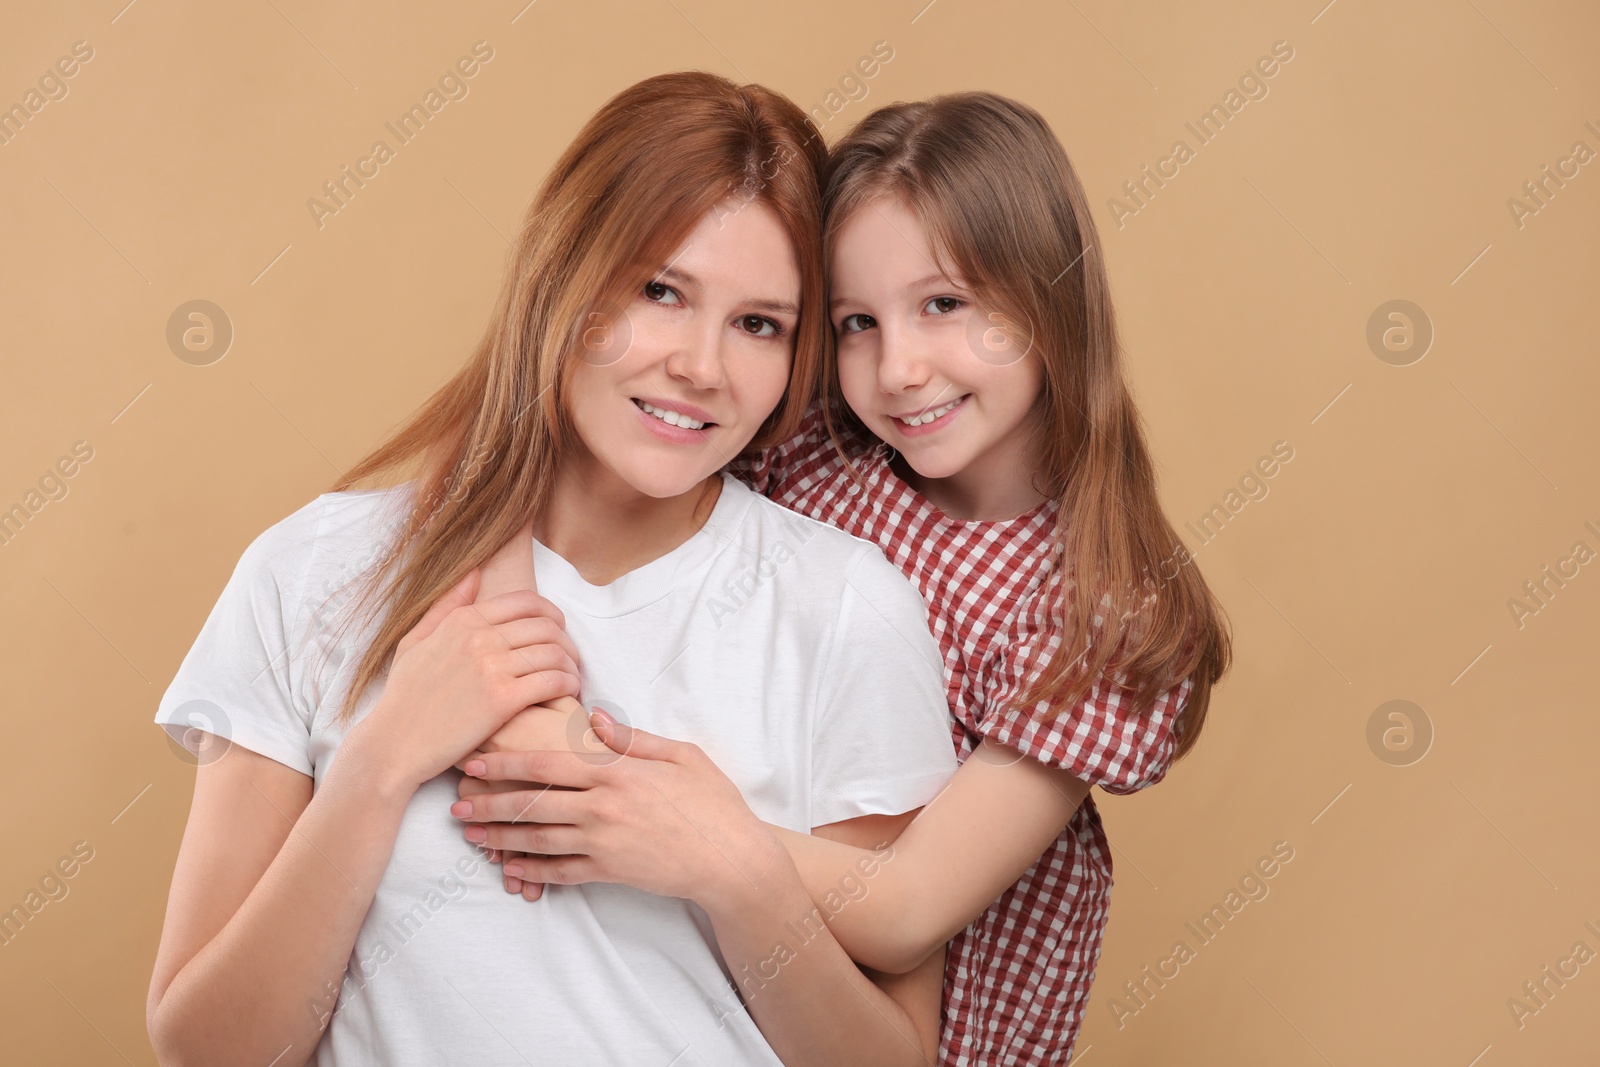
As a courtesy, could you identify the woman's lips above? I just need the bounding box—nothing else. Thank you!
[632,398,713,443]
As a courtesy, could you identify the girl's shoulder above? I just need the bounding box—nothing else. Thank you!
[725,399,875,498]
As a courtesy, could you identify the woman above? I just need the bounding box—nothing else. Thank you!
[145,71,956,1066]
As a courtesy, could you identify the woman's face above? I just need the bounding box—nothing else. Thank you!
[564,198,801,501]
[828,194,1044,487]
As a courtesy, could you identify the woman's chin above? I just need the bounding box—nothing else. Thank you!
[615,463,721,501]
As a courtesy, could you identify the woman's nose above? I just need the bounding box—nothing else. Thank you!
[664,321,727,389]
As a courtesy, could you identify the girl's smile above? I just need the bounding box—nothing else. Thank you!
[888,392,971,434]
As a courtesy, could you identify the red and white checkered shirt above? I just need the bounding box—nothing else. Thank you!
[730,403,1191,1066]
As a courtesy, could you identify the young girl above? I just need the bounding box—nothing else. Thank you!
[145,71,961,1066]
[458,90,1231,1065]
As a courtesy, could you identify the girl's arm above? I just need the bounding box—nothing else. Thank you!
[696,825,947,1065]
[461,523,948,1061]
[769,742,1091,974]
[461,735,948,1065]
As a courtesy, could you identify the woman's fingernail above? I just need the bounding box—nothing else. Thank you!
[464,825,487,843]
[464,759,486,776]
[450,800,472,818]
[505,864,524,878]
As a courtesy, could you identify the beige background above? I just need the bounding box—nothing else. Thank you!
[2,0,1596,1063]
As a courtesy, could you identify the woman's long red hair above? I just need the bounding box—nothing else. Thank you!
[316,71,828,725]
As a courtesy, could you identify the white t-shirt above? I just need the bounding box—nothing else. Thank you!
[153,472,957,1066]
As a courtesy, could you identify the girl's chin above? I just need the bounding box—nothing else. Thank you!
[888,446,968,484]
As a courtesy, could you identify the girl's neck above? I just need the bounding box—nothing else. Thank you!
[533,460,723,587]
[889,417,1050,523]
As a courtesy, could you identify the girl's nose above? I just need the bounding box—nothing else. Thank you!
[876,323,929,394]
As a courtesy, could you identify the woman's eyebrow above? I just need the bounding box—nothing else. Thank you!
[658,264,698,288]
[748,296,800,315]
[660,265,797,315]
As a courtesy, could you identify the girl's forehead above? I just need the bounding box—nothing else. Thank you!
[829,216,969,298]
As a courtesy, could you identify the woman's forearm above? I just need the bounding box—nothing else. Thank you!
[701,849,938,1067]
[149,730,416,1067]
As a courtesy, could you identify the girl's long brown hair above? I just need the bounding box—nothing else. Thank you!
[317,71,828,726]
[820,92,1230,760]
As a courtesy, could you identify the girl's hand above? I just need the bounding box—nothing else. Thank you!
[455,704,587,896]
[453,710,787,910]
[353,569,584,792]
[457,774,523,870]
[457,773,544,896]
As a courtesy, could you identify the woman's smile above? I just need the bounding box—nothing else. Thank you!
[630,396,717,441]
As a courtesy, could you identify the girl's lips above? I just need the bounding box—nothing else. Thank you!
[890,394,969,437]
[631,398,713,444]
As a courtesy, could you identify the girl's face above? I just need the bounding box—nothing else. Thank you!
[564,198,801,501]
[829,195,1045,510]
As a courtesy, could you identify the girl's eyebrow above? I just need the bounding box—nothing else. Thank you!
[659,264,799,316]
[829,272,963,310]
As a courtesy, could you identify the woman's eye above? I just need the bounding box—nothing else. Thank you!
[924,296,963,315]
[838,313,876,334]
[738,315,782,338]
[643,280,682,305]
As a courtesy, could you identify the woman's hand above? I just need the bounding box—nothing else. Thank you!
[441,516,595,894]
[350,568,584,793]
[452,710,787,910]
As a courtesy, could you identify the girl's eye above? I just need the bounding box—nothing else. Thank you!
[738,314,784,338]
[643,280,683,306]
[923,296,964,315]
[838,312,876,334]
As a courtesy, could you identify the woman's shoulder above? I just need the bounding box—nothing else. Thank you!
[307,483,416,541]
[153,487,413,773]
[736,484,886,566]
[226,484,418,617]
[730,485,930,617]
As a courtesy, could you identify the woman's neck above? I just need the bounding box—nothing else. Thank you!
[532,461,723,586]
